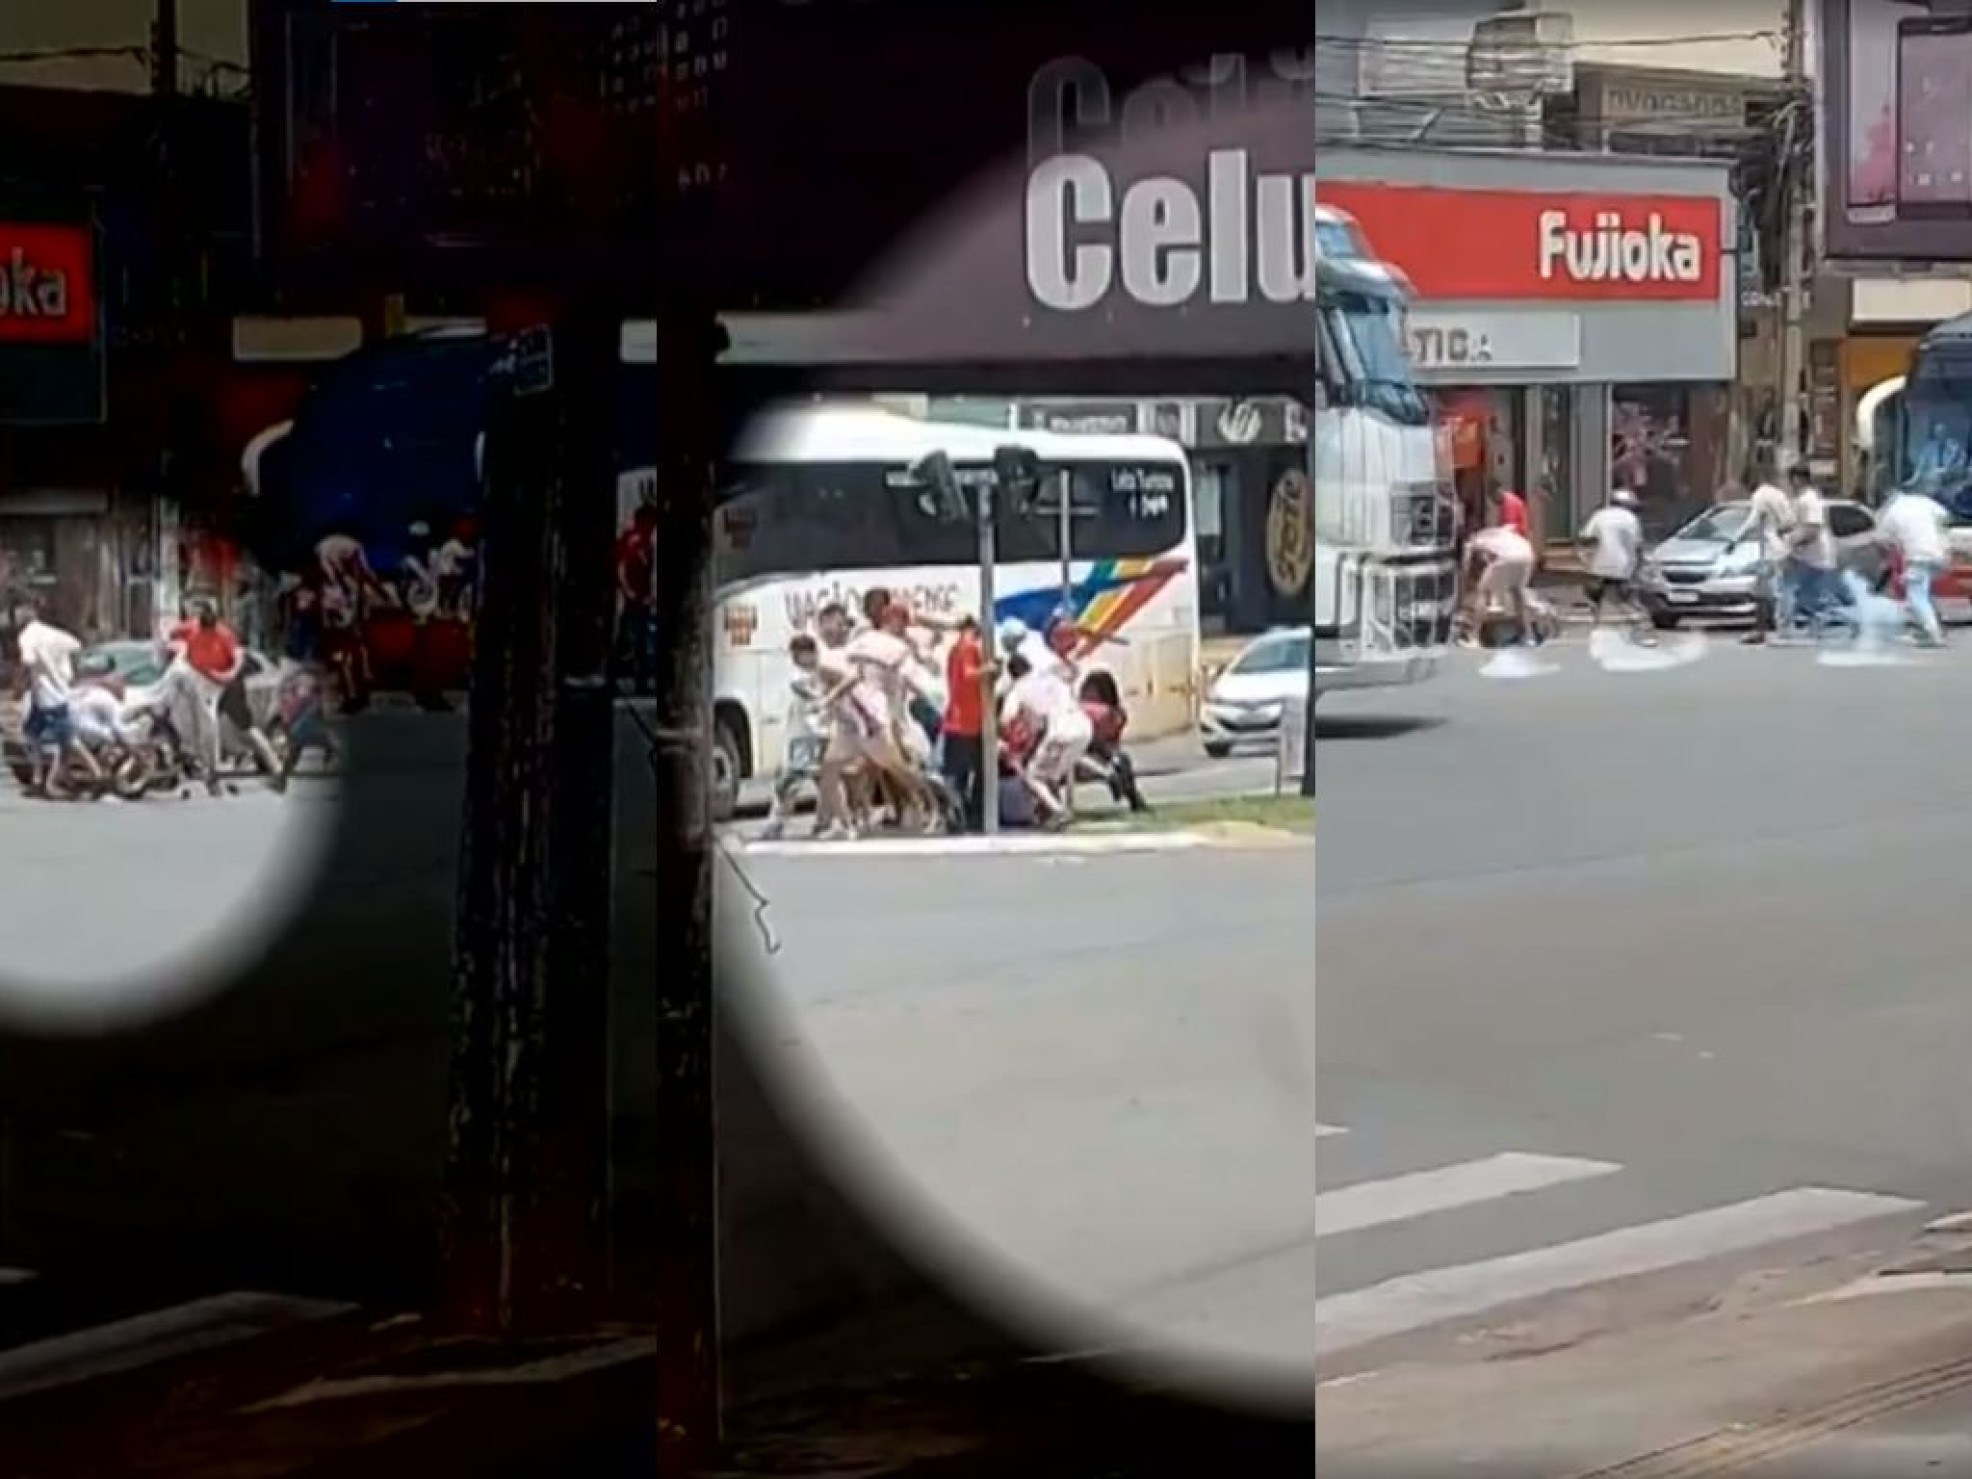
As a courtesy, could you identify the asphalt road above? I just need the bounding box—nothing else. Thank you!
[1315,633,1972,1375]
[716,841,1314,1412]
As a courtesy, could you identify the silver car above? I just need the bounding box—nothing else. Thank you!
[1637,498,1884,629]
[1199,627,1309,759]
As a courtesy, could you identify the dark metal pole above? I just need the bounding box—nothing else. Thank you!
[444,310,618,1335]
[1300,436,1318,799]
[979,475,1000,834]
[649,298,725,1473]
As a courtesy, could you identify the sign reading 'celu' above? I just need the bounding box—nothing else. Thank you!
[1025,148,1314,312]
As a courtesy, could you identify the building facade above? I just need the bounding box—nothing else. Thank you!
[1319,146,1739,542]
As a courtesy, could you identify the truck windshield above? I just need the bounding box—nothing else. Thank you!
[1320,288,1429,428]
[1902,355,1972,517]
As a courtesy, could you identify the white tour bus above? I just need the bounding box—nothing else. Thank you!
[711,402,1201,815]
[1312,205,1458,693]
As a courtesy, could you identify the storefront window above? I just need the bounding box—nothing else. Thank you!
[1611,385,1730,536]
[1537,385,1573,539]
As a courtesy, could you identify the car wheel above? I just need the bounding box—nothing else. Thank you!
[1649,613,1682,631]
[710,716,742,823]
[1203,739,1233,760]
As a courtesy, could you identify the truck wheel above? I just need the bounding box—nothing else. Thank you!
[710,716,743,823]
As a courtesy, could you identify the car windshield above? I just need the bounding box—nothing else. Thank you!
[1674,504,1752,543]
[1229,634,1310,675]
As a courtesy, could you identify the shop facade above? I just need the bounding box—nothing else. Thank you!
[1318,148,1739,542]
[0,213,113,647]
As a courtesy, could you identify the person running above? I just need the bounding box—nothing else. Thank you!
[15,600,100,798]
[1741,465,1798,645]
[763,633,831,840]
[1875,483,1954,647]
[1783,461,1840,631]
[940,614,989,832]
[1466,522,1540,647]
[169,602,286,794]
[1578,488,1652,642]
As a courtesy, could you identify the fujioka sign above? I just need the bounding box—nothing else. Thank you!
[1314,182,1722,302]
[0,224,95,344]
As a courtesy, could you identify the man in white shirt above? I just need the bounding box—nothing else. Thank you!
[1741,467,1797,645]
[1000,650,1091,827]
[15,600,101,796]
[1466,523,1539,647]
[1783,462,1840,628]
[1876,486,1955,646]
[1577,489,1651,641]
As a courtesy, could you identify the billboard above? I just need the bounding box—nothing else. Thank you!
[1819,0,1972,263]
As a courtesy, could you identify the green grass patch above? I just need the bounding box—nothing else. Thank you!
[1083,791,1314,834]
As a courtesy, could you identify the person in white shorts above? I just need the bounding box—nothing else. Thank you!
[1001,651,1091,828]
[1466,523,1538,647]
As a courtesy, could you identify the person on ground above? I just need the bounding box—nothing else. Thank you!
[1466,522,1540,647]
[940,614,989,832]
[1577,488,1653,643]
[169,602,286,794]
[1741,465,1797,645]
[1875,484,1954,647]
[15,600,100,797]
[1000,649,1093,829]
[1782,461,1840,631]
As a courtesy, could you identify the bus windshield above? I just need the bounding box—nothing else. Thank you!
[1320,288,1429,429]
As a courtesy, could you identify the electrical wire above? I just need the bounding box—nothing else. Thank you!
[618,693,781,957]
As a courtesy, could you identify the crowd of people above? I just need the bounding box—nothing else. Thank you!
[9,595,332,802]
[763,587,1140,841]
[1459,455,1960,654]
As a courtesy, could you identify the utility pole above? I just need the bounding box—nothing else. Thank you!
[1778,0,1811,468]
[152,0,177,98]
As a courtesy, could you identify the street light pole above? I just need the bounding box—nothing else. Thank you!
[979,474,1001,835]
[1057,466,1074,615]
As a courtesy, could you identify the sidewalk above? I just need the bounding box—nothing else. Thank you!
[0,1304,1306,1477]
[1319,1269,1972,1479]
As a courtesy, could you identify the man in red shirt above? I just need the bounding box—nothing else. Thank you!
[940,615,990,831]
[169,602,286,793]
[1494,483,1531,538]
[615,505,658,694]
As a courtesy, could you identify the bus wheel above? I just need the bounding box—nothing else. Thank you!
[710,716,743,822]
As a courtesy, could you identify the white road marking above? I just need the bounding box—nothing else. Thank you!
[1315,1123,1348,1139]
[1315,1186,1925,1356]
[1317,1152,1622,1238]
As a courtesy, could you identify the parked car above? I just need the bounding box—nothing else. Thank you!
[1637,498,1886,629]
[1199,627,1308,759]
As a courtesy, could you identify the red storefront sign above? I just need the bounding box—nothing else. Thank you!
[0,223,95,344]
[1316,182,1723,303]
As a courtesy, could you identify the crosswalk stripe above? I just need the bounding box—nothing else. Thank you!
[1315,1123,1348,1138]
[1317,1152,1622,1238]
[1315,1186,1924,1356]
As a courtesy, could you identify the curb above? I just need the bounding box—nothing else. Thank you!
[727,832,1212,859]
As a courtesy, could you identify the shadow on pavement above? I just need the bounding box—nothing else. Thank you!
[1313,715,1445,742]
